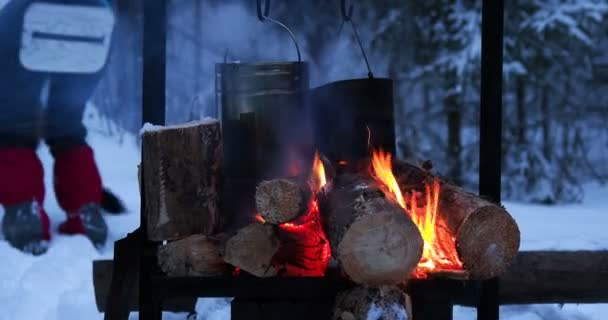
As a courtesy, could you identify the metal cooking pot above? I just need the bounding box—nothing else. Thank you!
[215,61,310,229]
[309,77,396,161]
[216,61,309,179]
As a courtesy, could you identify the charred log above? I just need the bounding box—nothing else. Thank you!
[393,160,520,279]
[141,120,222,241]
[333,286,412,320]
[319,173,423,285]
[273,215,331,277]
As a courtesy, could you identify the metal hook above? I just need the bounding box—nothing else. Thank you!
[338,0,374,79]
[256,0,270,22]
[255,0,302,62]
[341,0,354,22]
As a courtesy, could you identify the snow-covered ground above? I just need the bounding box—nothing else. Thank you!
[1,106,607,320]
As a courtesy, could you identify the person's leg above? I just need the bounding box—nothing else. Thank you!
[46,71,108,248]
[0,0,50,255]
[0,0,45,146]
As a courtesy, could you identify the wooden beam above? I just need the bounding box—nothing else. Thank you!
[500,251,608,304]
[143,251,608,304]
[94,259,197,313]
[408,251,608,306]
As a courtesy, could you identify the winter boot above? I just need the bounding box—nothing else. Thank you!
[58,203,107,248]
[2,201,51,255]
[53,144,107,248]
[0,148,51,255]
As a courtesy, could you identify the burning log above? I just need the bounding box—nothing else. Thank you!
[392,160,520,279]
[141,120,222,241]
[157,235,228,277]
[333,286,412,320]
[255,178,311,224]
[221,223,280,278]
[319,173,424,285]
[272,210,331,277]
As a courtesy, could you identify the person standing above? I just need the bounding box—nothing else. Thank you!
[0,0,115,254]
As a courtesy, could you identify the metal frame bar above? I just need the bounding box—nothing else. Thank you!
[139,1,167,319]
[478,0,505,319]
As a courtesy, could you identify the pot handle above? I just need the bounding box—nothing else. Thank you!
[339,0,374,79]
[256,0,302,62]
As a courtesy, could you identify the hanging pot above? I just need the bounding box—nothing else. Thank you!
[309,77,395,161]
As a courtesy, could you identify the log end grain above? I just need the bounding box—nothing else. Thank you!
[158,235,227,277]
[333,286,411,320]
[222,223,280,278]
[337,207,424,285]
[456,205,520,279]
[255,179,309,224]
[143,119,222,241]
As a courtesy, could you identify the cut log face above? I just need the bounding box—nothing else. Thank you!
[320,174,423,285]
[141,120,222,241]
[221,223,280,278]
[393,160,520,279]
[255,179,311,224]
[157,235,227,277]
[333,286,411,320]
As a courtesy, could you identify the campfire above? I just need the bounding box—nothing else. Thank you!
[142,118,520,320]
[144,100,519,319]
[371,149,463,278]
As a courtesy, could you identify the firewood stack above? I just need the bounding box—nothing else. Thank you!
[144,120,520,319]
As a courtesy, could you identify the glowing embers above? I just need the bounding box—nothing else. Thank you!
[255,150,331,276]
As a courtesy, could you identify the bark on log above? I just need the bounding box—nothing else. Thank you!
[392,160,520,279]
[255,179,311,224]
[157,235,228,277]
[141,120,222,241]
[221,223,280,278]
[320,173,424,285]
[333,286,412,320]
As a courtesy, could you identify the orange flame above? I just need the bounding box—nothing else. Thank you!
[254,150,331,277]
[371,149,463,278]
[310,151,327,193]
[254,213,266,223]
[371,149,406,208]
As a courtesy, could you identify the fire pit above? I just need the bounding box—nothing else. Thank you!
[102,1,517,320]
[136,67,519,319]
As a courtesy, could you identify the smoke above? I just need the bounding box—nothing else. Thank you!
[165,0,392,122]
[0,0,9,11]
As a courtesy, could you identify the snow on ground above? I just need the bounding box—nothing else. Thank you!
[0,105,607,319]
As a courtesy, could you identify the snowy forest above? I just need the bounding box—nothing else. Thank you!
[94,0,608,204]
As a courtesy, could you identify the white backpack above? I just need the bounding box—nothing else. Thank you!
[19,2,115,74]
